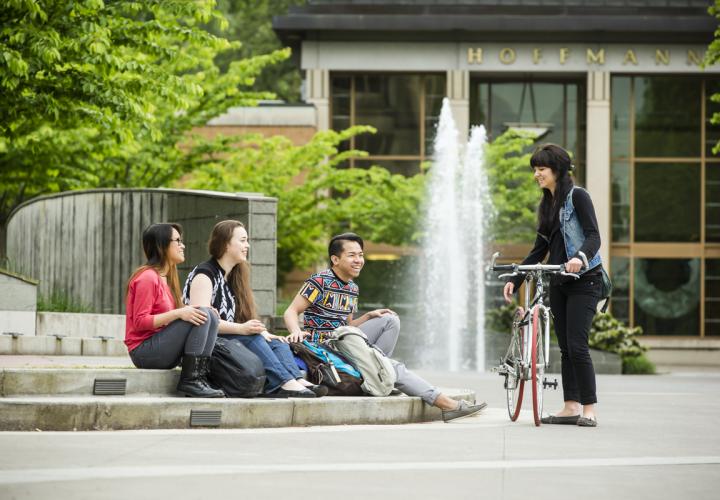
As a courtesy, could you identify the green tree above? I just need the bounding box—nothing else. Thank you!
[210,0,306,102]
[485,131,538,243]
[705,0,720,154]
[0,0,285,231]
[181,126,426,280]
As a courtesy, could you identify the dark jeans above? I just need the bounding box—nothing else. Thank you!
[549,272,602,405]
[223,334,301,393]
[129,307,218,369]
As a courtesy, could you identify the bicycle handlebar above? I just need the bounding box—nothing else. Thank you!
[489,252,583,280]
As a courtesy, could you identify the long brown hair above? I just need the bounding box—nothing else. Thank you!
[126,223,183,307]
[208,220,257,322]
[530,144,575,237]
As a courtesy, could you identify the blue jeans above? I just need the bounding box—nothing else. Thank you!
[223,335,300,393]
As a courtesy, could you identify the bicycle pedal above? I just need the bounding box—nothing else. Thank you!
[543,377,559,390]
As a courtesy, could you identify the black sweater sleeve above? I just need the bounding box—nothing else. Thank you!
[572,188,601,262]
[508,232,549,289]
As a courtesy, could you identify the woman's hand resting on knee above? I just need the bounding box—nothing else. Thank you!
[176,306,208,325]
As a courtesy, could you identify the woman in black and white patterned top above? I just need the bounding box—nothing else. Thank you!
[183,220,326,398]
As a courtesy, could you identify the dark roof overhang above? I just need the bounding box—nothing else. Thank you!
[273,2,716,48]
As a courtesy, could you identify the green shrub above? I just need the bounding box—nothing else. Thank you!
[485,302,518,334]
[485,301,558,342]
[37,291,90,313]
[622,354,656,375]
[589,312,655,374]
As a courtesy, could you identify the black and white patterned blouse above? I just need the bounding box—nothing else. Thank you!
[182,259,236,322]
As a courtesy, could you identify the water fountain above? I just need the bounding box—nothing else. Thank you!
[420,98,491,371]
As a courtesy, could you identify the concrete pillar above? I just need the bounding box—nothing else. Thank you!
[305,68,330,131]
[446,70,470,140]
[585,71,611,267]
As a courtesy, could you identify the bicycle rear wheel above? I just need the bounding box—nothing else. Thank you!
[505,309,525,421]
[531,307,546,426]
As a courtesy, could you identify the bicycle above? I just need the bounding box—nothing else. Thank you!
[489,251,588,426]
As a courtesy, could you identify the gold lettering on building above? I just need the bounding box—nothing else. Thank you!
[687,49,702,66]
[467,48,483,64]
[559,47,570,64]
[532,48,543,64]
[586,48,605,65]
[623,49,638,65]
[461,46,711,69]
[499,48,516,65]
[655,49,670,65]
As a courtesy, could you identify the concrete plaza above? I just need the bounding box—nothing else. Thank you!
[0,368,718,500]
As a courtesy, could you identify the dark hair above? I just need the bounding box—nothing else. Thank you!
[530,144,575,236]
[126,223,183,307]
[207,220,257,323]
[328,233,364,263]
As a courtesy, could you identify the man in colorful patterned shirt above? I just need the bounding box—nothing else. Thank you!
[284,233,487,422]
[287,232,400,355]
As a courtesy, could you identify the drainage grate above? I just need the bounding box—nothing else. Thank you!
[93,379,127,396]
[190,409,222,427]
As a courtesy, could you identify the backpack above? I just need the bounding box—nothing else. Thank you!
[290,340,365,396]
[207,336,266,398]
[328,326,397,397]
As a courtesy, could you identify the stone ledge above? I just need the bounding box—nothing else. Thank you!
[0,336,127,357]
[0,368,174,397]
[0,389,474,431]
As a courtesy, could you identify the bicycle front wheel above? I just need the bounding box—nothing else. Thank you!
[506,308,525,421]
[531,307,546,427]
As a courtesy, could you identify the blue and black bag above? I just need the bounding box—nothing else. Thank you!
[290,340,364,396]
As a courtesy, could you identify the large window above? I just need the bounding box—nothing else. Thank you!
[470,76,586,181]
[331,74,445,176]
[610,76,720,336]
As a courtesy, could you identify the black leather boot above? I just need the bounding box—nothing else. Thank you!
[198,356,225,397]
[177,355,224,398]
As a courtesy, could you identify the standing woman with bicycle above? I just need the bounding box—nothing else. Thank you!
[503,144,603,427]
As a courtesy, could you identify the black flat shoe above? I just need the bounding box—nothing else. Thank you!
[577,416,598,427]
[270,388,316,398]
[540,415,580,425]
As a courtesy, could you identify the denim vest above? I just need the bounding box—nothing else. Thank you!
[559,186,602,275]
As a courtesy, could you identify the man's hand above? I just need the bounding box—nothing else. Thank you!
[503,282,515,303]
[564,257,583,274]
[287,330,310,343]
[366,308,395,319]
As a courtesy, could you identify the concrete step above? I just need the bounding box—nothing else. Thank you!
[36,312,125,340]
[0,334,127,356]
[1,368,174,397]
[0,390,475,431]
[641,337,720,368]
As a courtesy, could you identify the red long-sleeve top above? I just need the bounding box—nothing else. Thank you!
[125,268,177,352]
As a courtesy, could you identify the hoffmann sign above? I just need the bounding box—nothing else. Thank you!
[462,44,713,72]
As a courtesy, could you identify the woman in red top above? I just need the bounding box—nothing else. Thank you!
[125,223,224,398]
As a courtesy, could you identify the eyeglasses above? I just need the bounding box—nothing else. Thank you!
[170,238,184,245]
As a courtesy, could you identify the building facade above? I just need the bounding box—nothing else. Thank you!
[274,0,720,340]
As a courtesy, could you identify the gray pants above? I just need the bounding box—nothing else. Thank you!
[358,314,401,357]
[390,359,441,406]
[129,307,218,369]
[358,315,438,405]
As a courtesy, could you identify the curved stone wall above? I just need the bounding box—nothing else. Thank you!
[6,188,277,315]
